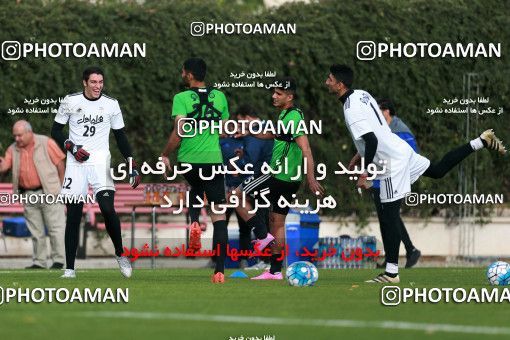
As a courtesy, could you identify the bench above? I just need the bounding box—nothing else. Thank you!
[81,183,208,259]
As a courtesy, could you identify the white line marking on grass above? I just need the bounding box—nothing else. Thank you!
[0,270,89,274]
[79,311,510,336]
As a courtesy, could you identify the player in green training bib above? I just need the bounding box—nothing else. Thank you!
[161,58,229,284]
[270,107,305,182]
[232,77,324,280]
[171,87,228,164]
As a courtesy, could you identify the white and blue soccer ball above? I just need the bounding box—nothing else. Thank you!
[486,261,510,286]
[286,261,319,287]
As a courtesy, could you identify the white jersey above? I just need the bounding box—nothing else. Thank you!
[55,92,125,165]
[342,89,413,177]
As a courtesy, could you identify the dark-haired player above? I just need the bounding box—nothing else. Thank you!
[326,64,506,283]
[233,77,324,280]
[372,98,421,269]
[52,66,141,278]
[161,58,230,284]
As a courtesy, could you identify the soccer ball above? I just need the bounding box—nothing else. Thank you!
[486,261,510,285]
[286,261,318,287]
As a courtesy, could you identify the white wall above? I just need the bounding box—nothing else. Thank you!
[318,216,510,257]
[1,216,509,258]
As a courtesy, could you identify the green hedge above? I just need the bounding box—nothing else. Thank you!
[0,0,508,223]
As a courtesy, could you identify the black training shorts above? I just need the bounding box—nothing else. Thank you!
[179,163,226,205]
[241,174,301,215]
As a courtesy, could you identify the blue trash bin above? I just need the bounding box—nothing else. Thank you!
[2,217,48,237]
[285,208,321,266]
[3,217,31,237]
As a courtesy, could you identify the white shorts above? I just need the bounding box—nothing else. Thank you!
[379,152,430,203]
[61,161,115,197]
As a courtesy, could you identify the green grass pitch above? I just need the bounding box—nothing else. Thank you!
[1,268,509,340]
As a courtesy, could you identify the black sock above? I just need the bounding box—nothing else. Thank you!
[65,203,84,270]
[270,254,283,274]
[97,190,123,257]
[237,211,251,260]
[380,199,402,265]
[385,272,398,278]
[189,208,201,224]
[212,220,228,274]
[423,143,474,179]
[246,215,267,240]
[189,188,204,223]
[399,218,415,254]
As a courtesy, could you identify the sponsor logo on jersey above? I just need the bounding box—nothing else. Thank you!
[77,114,104,125]
[360,92,370,104]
